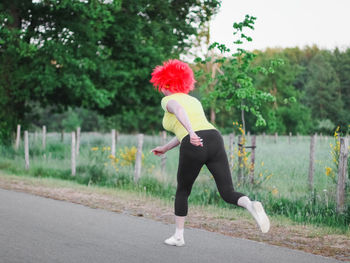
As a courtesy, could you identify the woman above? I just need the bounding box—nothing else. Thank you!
[150,59,270,247]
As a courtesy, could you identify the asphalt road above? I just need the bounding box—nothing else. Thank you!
[0,188,342,263]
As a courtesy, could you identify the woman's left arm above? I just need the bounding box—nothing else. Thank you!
[166,100,203,147]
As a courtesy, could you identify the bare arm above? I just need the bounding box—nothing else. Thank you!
[164,137,180,151]
[151,99,203,157]
[166,100,203,147]
[166,100,194,134]
[151,137,180,156]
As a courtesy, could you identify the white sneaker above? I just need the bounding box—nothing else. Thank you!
[164,235,185,247]
[250,201,270,233]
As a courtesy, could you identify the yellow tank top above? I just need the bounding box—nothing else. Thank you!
[161,93,216,142]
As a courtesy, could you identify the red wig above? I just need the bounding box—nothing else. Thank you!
[150,59,195,94]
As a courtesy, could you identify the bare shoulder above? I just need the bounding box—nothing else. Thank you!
[166,99,182,113]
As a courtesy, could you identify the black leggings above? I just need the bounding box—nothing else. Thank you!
[175,129,245,216]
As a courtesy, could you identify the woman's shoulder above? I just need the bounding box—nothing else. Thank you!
[161,93,199,106]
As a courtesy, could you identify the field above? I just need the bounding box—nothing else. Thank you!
[0,132,349,231]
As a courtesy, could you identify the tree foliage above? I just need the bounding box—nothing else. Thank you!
[195,15,284,130]
[0,0,221,144]
[304,52,343,124]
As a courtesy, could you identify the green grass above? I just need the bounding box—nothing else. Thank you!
[1,132,349,232]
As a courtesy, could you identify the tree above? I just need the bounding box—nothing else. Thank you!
[253,49,311,134]
[331,48,350,127]
[0,0,221,144]
[196,15,283,132]
[99,0,221,132]
[0,0,122,144]
[304,52,343,125]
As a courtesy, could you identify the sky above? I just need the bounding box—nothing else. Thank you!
[210,0,350,51]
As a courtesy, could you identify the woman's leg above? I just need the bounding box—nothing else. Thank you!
[165,136,206,246]
[205,132,270,233]
[205,142,245,205]
[174,215,185,239]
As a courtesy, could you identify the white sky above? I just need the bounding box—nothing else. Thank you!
[210,0,350,51]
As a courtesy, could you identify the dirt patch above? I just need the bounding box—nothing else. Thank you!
[0,174,349,261]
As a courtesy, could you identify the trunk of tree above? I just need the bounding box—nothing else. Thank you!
[210,107,216,124]
[8,5,21,30]
[241,106,246,134]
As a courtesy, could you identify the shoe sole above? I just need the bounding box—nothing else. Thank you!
[164,239,185,247]
[253,201,270,233]
[164,241,185,247]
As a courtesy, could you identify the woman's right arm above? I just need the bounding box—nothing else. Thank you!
[163,137,180,151]
[151,137,180,156]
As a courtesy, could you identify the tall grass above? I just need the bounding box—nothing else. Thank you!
[0,132,349,231]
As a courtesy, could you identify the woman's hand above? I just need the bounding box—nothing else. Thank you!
[151,146,167,156]
[189,132,203,147]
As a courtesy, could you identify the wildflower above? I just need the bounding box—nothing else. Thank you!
[238,127,245,135]
[334,126,340,138]
[261,161,264,166]
[272,188,278,196]
[325,167,332,176]
[91,147,98,151]
[266,174,273,180]
[107,146,111,150]
[108,154,115,159]
[119,146,143,166]
[259,172,263,177]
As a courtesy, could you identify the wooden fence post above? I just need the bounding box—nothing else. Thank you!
[161,131,167,176]
[71,132,76,176]
[61,130,64,142]
[15,124,21,150]
[42,125,46,150]
[229,133,235,172]
[76,127,81,156]
[274,132,278,144]
[237,135,244,183]
[111,129,116,157]
[249,135,256,184]
[134,134,144,182]
[336,137,349,214]
[24,131,29,170]
[262,132,266,143]
[288,132,292,144]
[308,134,316,190]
